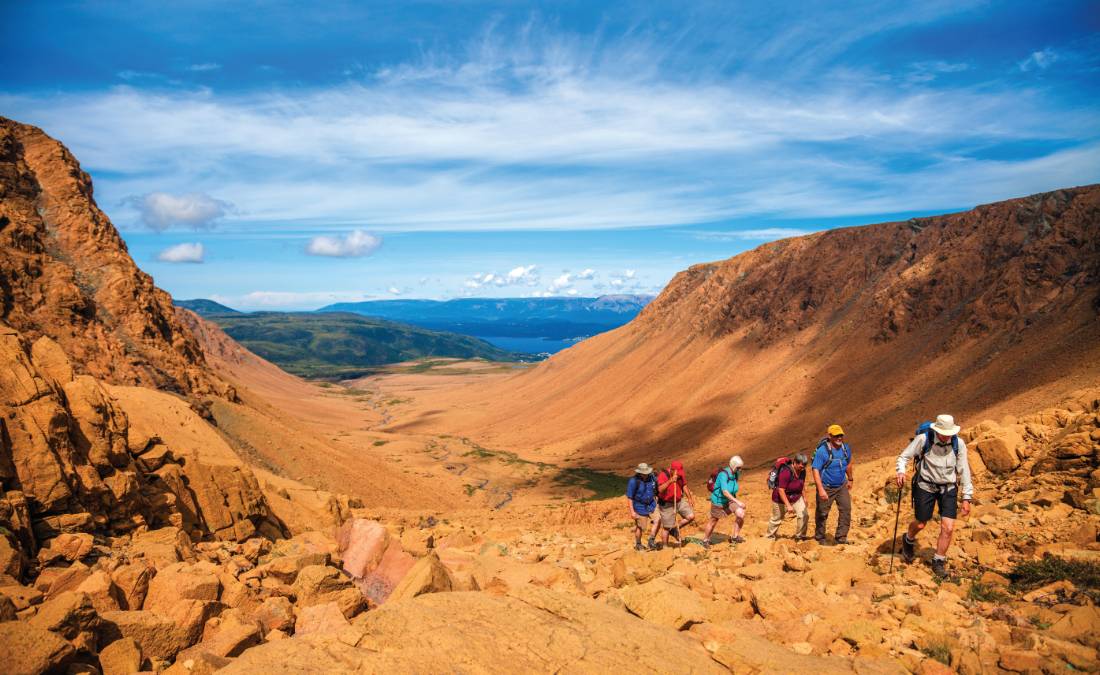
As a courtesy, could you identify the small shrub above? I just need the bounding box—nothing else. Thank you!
[968,581,1009,603]
[920,640,952,666]
[372,440,388,446]
[1028,616,1052,630]
[1011,555,1100,600]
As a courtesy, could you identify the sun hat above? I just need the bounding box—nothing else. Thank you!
[827,424,845,437]
[635,462,653,475]
[930,414,961,437]
[729,455,743,470]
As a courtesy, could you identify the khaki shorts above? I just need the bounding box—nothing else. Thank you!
[710,503,732,520]
[634,513,657,530]
[659,501,694,529]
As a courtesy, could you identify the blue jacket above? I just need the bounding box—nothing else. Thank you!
[626,475,657,516]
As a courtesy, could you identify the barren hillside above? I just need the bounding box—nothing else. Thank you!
[385,186,1100,472]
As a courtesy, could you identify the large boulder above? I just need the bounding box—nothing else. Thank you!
[99,599,220,660]
[337,518,415,603]
[143,561,221,611]
[27,590,100,650]
[98,637,144,675]
[972,429,1023,474]
[290,564,364,618]
[619,578,705,630]
[0,621,77,675]
[387,552,454,603]
[222,587,724,673]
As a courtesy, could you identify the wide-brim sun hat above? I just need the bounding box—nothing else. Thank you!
[930,414,961,436]
[635,462,653,475]
[729,455,743,470]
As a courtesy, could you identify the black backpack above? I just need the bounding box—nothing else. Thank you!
[912,421,960,485]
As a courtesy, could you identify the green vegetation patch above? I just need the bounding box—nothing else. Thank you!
[552,467,625,501]
[920,640,952,666]
[967,581,1009,604]
[1010,555,1100,600]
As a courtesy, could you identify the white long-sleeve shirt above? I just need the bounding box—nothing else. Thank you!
[896,434,974,500]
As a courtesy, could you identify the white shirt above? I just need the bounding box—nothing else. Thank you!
[896,434,974,500]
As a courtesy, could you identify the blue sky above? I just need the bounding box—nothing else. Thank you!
[2,1,1098,310]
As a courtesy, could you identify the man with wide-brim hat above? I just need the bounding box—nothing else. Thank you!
[625,462,660,551]
[895,414,975,578]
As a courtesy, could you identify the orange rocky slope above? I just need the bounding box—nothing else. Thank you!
[384,185,1100,473]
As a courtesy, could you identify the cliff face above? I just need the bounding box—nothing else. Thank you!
[0,117,219,396]
[410,186,1100,470]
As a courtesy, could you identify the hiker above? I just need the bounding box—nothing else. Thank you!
[625,462,660,551]
[812,424,853,544]
[656,460,696,548]
[701,456,746,548]
[767,453,809,539]
[895,414,974,577]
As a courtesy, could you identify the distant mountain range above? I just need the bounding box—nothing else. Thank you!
[318,295,654,340]
[176,298,242,315]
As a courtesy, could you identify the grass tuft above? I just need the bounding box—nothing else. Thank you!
[920,640,952,666]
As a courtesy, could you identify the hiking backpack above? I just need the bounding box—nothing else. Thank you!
[912,421,960,484]
[707,466,733,494]
[766,457,793,489]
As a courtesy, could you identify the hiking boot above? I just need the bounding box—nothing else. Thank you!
[730,535,745,544]
[646,537,656,550]
[900,535,915,563]
[931,557,948,578]
[634,542,645,552]
[835,538,848,545]
[669,527,680,540]
[700,540,711,549]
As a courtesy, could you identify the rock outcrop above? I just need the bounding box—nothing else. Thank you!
[0,117,222,397]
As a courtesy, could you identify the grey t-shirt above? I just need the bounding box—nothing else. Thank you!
[896,434,974,500]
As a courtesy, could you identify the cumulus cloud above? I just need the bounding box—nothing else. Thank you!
[155,242,204,263]
[576,268,596,280]
[465,265,540,289]
[388,286,401,295]
[127,192,231,231]
[549,273,573,292]
[305,230,382,257]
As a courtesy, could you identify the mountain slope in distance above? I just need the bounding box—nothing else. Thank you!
[201,311,527,379]
[384,185,1100,472]
[176,298,243,315]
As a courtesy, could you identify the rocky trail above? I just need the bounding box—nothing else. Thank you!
[3,385,1098,674]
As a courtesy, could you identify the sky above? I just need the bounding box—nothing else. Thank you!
[2,1,1098,310]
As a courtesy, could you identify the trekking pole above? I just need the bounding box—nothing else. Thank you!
[889,480,903,574]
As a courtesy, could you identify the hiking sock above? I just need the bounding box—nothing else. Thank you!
[932,554,946,561]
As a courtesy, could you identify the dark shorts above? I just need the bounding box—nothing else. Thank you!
[913,484,958,522]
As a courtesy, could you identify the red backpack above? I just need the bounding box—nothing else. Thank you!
[707,466,733,493]
[766,457,792,489]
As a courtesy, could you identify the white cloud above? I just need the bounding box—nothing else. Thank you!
[156,242,204,263]
[624,270,636,279]
[465,264,540,289]
[388,286,401,295]
[305,230,382,257]
[576,268,596,280]
[1019,48,1059,72]
[188,63,222,72]
[548,273,573,292]
[6,16,1098,233]
[566,288,579,296]
[127,192,231,231]
[230,290,373,310]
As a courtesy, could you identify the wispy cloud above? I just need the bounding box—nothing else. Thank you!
[1019,48,1059,72]
[692,228,811,241]
[464,264,540,290]
[6,14,1098,234]
[156,242,204,263]
[188,62,221,72]
[305,230,382,257]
